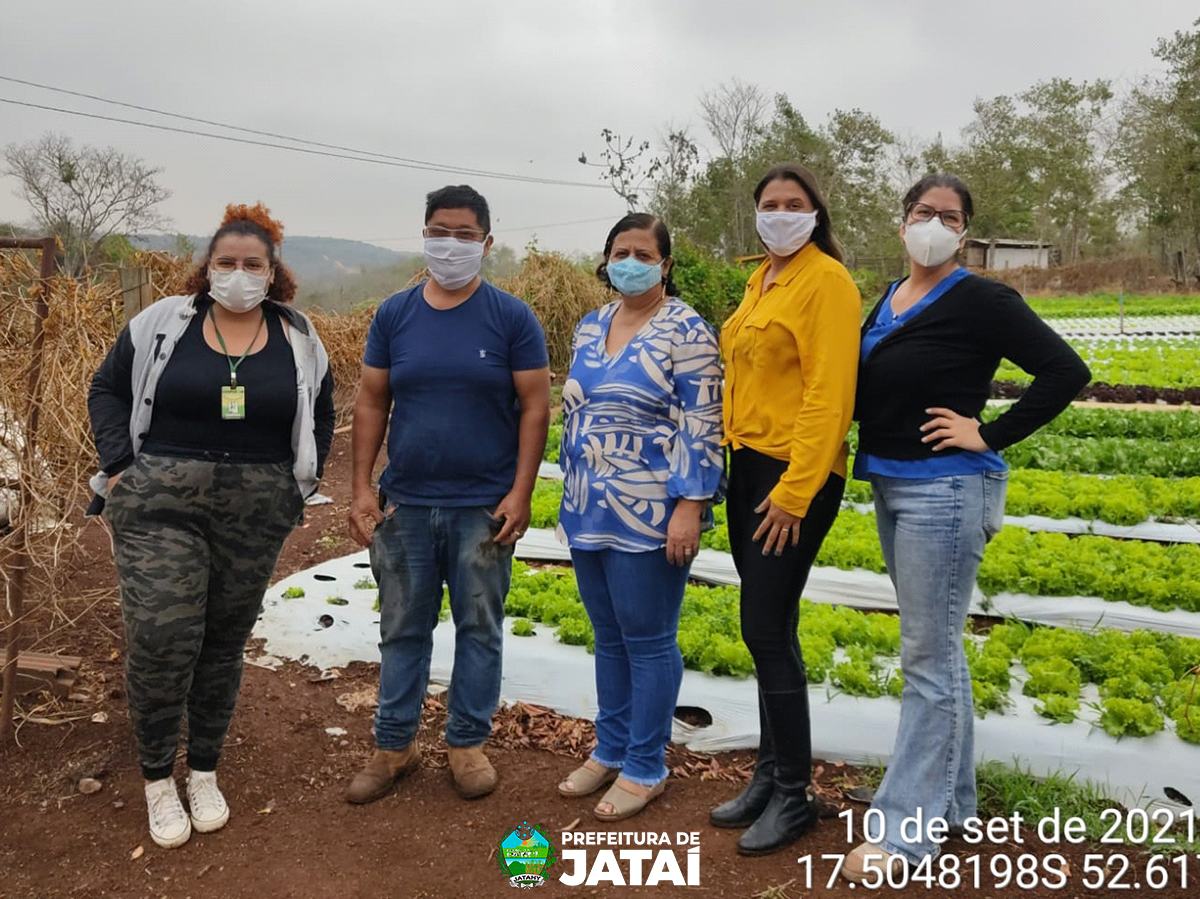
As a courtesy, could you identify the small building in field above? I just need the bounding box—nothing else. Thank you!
[964,238,1054,270]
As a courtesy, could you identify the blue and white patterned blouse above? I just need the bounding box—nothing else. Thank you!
[559,298,725,552]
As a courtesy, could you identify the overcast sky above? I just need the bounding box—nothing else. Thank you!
[1,1,1196,257]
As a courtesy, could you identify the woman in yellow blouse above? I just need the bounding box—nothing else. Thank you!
[710,163,861,856]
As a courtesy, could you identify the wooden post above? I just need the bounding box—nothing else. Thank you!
[0,237,55,744]
[119,266,153,323]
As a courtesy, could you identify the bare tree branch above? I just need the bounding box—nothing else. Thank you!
[579,129,662,212]
[2,132,170,274]
[698,78,768,160]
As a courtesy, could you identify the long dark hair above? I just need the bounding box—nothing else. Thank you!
[753,164,844,263]
[595,212,679,295]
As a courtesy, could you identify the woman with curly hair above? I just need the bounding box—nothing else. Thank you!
[88,204,335,849]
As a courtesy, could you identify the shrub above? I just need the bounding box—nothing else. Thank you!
[670,241,750,329]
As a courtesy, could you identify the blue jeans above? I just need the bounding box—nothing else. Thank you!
[370,504,513,750]
[571,548,689,786]
[868,472,1007,864]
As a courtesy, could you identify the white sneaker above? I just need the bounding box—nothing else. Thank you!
[144,777,192,849]
[186,770,230,833]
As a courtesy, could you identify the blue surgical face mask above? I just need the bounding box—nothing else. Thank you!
[606,257,665,296]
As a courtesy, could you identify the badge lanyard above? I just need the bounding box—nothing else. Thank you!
[209,306,265,420]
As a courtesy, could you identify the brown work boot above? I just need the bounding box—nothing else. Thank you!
[447,745,498,799]
[345,746,421,804]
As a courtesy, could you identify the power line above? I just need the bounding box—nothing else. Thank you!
[498,215,619,233]
[0,89,606,190]
[1,74,605,187]
[362,215,618,244]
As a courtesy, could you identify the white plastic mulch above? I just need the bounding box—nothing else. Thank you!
[514,524,1200,638]
[254,546,1200,817]
[1047,315,1200,338]
[543,463,1200,546]
[844,502,1200,546]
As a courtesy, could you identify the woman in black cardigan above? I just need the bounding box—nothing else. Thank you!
[841,174,1090,882]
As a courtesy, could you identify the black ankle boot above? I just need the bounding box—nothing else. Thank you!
[710,759,774,828]
[736,687,818,856]
[735,783,819,855]
[711,688,775,828]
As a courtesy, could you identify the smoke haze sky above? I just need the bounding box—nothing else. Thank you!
[1,1,1196,255]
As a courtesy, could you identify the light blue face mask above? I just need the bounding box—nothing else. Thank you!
[606,256,665,296]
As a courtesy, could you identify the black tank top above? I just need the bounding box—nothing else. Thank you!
[143,300,298,462]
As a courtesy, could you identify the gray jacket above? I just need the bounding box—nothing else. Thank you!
[87,295,333,513]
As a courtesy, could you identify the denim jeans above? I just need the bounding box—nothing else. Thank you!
[370,504,513,750]
[868,472,1007,864]
[571,547,690,786]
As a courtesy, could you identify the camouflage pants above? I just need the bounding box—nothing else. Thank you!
[106,454,303,780]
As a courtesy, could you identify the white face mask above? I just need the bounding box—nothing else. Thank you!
[756,210,818,256]
[423,237,486,290]
[903,219,964,267]
[209,267,269,313]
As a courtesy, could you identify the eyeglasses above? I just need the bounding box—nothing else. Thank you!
[423,226,488,242]
[211,256,271,274]
[907,203,967,231]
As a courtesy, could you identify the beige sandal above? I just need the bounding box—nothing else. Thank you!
[593,777,666,822]
[557,761,619,798]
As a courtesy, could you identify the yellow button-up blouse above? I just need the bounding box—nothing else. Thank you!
[720,242,861,517]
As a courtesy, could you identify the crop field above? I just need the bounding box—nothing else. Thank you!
[526,295,1200,755]
[1025,294,1200,319]
[6,272,1200,899]
[996,338,1200,390]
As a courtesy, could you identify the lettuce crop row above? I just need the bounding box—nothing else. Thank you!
[848,431,1200,478]
[504,561,902,699]
[1013,406,1200,442]
[546,398,1200,473]
[502,560,1200,742]
[844,405,1200,448]
[1025,295,1200,319]
[995,338,1200,389]
[529,479,1200,614]
[758,492,1200,615]
[1000,434,1200,478]
[987,622,1200,741]
[976,528,1200,613]
[844,420,1199,480]
[543,420,562,463]
[849,469,1200,527]
[1002,470,1200,525]
[820,512,1200,616]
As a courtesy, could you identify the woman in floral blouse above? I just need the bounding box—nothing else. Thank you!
[555,213,724,821]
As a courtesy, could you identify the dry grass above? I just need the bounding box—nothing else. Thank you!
[306,306,373,426]
[983,256,1180,295]
[0,249,597,657]
[497,252,609,377]
[0,250,191,650]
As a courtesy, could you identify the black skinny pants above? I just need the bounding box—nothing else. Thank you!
[728,448,845,693]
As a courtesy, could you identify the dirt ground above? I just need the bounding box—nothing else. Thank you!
[2,432,1195,898]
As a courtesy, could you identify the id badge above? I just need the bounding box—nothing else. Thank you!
[221,385,246,420]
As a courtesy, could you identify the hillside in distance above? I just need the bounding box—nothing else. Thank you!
[133,234,416,285]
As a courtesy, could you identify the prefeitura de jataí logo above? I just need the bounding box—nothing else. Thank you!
[497,821,557,888]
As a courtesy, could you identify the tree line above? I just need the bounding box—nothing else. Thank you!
[3,20,1197,287]
[588,19,1200,283]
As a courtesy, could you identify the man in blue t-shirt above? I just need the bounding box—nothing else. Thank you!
[345,185,550,804]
